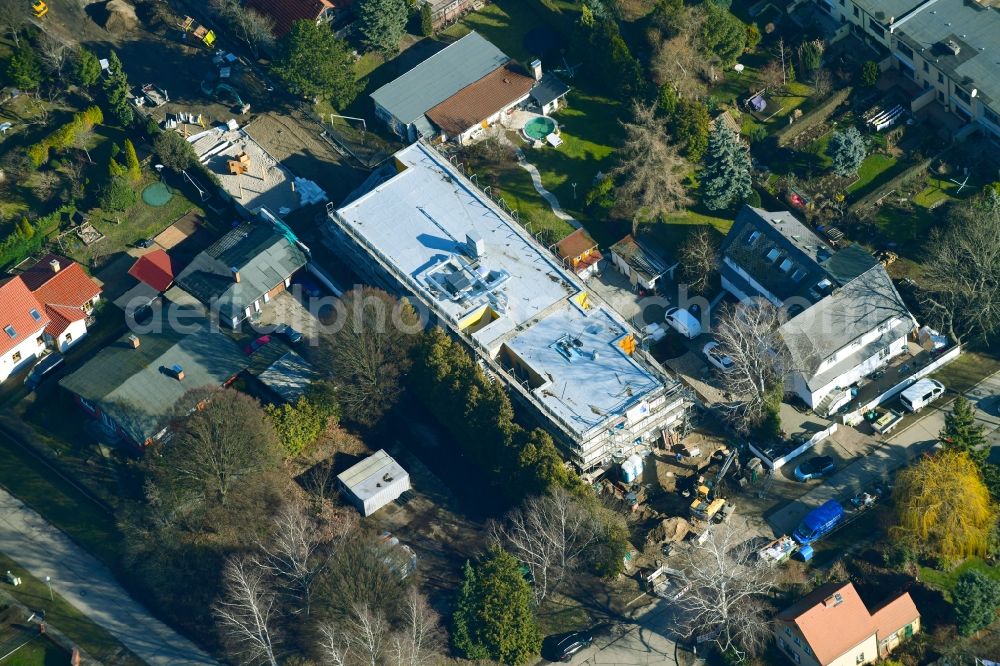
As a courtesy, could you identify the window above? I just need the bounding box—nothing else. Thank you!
[937,72,943,83]
[853,5,859,17]
[766,247,781,262]
[779,258,794,273]
[11,351,21,362]
[869,22,884,38]
[64,331,73,343]
[985,107,1000,126]
[793,653,801,664]
[3,325,15,339]
[29,308,41,322]
[817,278,833,291]
[791,269,806,282]
[879,347,891,359]
[923,61,929,73]
[794,636,800,646]
[35,335,44,345]
[747,230,762,245]
[956,87,972,104]
[898,43,913,59]
[856,653,865,664]
[805,646,812,655]
[785,627,791,636]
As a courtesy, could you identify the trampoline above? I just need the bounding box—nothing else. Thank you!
[141,182,174,207]
[523,116,557,142]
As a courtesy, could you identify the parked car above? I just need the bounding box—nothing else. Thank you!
[24,353,64,390]
[135,238,154,249]
[664,307,701,339]
[244,335,271,355]
[702,341,734,372]
[794,455,836,482]
[550,631,594,663]
[292,275,323,299]
[274,323,303,344]
[899,378,945,413]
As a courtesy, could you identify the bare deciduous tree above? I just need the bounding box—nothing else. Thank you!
[611,101,691,223]
[758,60,785,93]
[319,603,389,666]
[812,67,833,97]
[679,228,719,294]
[215,555,281,666]
[0,3,25,48]
[919,204,1000,343]
[38,34,72,82]
[211,0,276,57]
[389,589,444,666]
[676,524,778,660]
[317,288,420,426]
[257,499,327,615]
[651,20,709,100]
[712,298,789,432]
[491,488,600,603]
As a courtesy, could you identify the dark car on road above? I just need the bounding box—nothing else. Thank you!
[794,455,836,482]
[274,323,303,344]
[24,353,64,390]
[543,631,594,663]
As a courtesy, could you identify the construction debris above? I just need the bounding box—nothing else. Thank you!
[103,0,139,33]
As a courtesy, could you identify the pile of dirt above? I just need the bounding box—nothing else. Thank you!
[646,517,691,546]
[103,0,139,33]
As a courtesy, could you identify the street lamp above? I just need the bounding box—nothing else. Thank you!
[572,182,577,200]
[44,576,53,601]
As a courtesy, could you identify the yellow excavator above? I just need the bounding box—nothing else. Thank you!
[32,1,48,18]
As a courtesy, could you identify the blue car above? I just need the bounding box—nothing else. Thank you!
[794,455,835,482]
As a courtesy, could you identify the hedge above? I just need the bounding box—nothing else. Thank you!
[775,86,852,147]
[0,206,72,270]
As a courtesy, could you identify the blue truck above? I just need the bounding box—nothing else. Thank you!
[792,500,845,547]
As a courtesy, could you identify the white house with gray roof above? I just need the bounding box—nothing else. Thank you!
[326,142,692,470]
[720,206,917,413]
[814,0,1000,138]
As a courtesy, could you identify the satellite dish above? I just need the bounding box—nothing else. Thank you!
[971,88,978,97]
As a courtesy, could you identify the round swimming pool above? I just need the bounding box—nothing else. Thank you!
[523,116,557,141]
[141,182,174,207]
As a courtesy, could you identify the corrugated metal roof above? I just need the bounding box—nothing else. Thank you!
[370,32,510,126]
[337,450,408,502]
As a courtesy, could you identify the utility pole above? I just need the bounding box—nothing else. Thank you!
[779,38,787,85]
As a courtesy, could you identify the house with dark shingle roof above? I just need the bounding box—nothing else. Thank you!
[719,206,916,413]
[245,0,344,39]
[59,313,251,449]
[774,581,919,666]
[175,218,308,328]
[371,31,569,144]
[20,254,102,353]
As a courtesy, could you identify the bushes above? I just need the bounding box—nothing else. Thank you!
[265,386,340,458]
[101,176,137,211]
[0,206,71,270]
[26,106,105,167]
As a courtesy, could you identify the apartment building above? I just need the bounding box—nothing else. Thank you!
[325,142,692,471]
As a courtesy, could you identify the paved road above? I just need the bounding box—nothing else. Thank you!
[0,488,217,666]
[767,369,1000,536]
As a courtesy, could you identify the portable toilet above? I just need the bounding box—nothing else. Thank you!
[621,453,644,483]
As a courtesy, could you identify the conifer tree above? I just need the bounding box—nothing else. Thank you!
[123,138,141,182]
[701,116,753,211]
[357,0,408,56]
[941,395,988,465]
[102,52,134,127]
[826,126,866,177]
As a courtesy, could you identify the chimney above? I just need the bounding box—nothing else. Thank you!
[49,258,61,273]
[530,59,542,81]
[231,266,241,283]
[127,334,140,349]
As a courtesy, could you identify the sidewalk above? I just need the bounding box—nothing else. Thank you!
[0,488,217,666]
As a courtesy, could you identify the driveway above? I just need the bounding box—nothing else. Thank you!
[766,368,1000,537]
[0,488,217,665]
[550,601,684,666]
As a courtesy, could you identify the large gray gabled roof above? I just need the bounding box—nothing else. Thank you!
[370,31,510,127]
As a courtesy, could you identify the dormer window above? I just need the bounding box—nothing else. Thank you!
[779,258,794,273]
[817,278,833,291]
[746,230,761,245]
[791,269,806,282]
[766,248,781,262]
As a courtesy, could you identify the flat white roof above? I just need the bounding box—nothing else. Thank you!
[188,122,299,215]
[336,143,577,349]
[504,306,661,437]
[337,450,409,502]
[333,142,670,440]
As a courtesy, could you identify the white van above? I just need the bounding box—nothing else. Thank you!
[664,307,702,339]
[899,379,945,413]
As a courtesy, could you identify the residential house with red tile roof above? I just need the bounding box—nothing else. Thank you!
[128,249,175,294]
[244,0,343,38]
[21,255,103,353]
[774,581,920,666]
[0,278,49,382]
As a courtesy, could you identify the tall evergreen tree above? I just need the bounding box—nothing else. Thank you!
[670,100,711,161]
[73,48,102,88]
[701,116,753,211]
[273,20,362,107]
[826,126,866,177]
[6,46,42,90]
[123,138,141,182]
[954,570,1000,636]
[941,395,988,465]
[451,547,542,665]
[357,0,408,56]
[102,52,134,127]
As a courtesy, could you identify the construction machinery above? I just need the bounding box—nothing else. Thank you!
[180,16,216,48]
[32,1,48,18]
[689,447,738,524]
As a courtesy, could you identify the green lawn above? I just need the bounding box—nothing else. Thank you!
[441,0,574,62]
[932,352,1000,395]
[913,176,957,208]
[646,208,734,256]
[0,554,141,665]
[920,558,1000,602]
[486,163,576,242]
[873,203,937,255]
[847,152,900,196]
[0,635,69,666]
